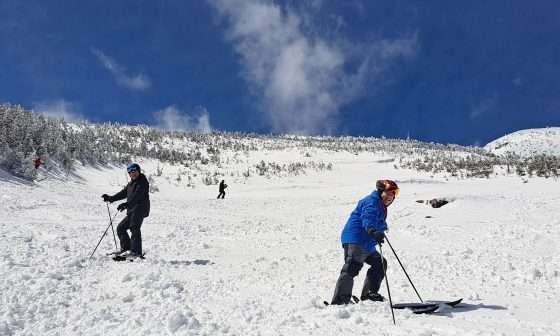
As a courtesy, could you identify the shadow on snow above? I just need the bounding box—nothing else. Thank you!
[432,302,507,317]
[167,259,214,266]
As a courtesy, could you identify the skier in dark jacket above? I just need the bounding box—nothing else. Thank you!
[217,180,227,199]
[331,180,399,305]
[102,163,150,257]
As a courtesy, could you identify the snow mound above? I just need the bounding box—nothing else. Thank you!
[168,310,201,333]
[484,127,560,157]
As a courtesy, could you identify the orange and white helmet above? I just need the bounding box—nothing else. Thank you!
[376,179,400,196]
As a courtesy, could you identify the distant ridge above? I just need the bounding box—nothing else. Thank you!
[484,127,560,157]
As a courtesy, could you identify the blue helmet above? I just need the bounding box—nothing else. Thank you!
[127,163,141,173]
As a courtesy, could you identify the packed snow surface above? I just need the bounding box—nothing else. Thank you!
[1,151,560,335]
[485,127,560,157]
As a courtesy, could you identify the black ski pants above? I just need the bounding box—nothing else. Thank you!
[217,191,225,199]
[116,212,144,254]
[331,243,387,304]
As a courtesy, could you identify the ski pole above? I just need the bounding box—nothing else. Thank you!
[379,243,396,325]
[89,211,119,259]
[385,235,423,303]
[106,202,119,250]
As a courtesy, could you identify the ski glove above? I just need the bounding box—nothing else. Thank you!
[367,229,385,244]
[117,202,128,212]
[102,194,111,202]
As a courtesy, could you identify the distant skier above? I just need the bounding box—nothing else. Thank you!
[33,157,44,169]
[330,179,400,305]
[101,163,150,258]
[217,180,227,199]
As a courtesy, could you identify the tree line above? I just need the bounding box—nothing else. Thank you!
[1,103,558,181]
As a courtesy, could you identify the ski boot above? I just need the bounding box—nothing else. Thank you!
[361,292,385,302]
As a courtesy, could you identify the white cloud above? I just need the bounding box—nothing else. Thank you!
[376,37,418,60]
[33,100,85,122]
[470,96,497,120]
[208,0,417,134]
[91,48,151,91]
[153,105,212,134]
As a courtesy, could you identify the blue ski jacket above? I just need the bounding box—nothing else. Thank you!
[341,191,387,253]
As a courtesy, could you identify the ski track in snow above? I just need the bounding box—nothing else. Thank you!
[1,154,560,335]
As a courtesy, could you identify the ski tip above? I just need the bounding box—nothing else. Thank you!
[448,298,463,306]
[323,301,329,306]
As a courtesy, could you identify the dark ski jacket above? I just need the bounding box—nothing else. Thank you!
[340,191,387,253]
[109,173,150,218]
[219,181,227,192]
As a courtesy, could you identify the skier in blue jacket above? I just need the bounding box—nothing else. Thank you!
[331,180,399,305]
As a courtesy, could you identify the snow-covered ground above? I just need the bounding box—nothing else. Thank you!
[1,150,560,335]
[485,127,560,157]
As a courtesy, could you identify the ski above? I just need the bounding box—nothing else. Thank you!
[106,250,125,256]
[392,298,462,310]
[321,296,444,315]
[323,295,360,306]
[112,252,146,262]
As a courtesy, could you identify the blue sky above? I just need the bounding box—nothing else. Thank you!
[1,0,559,145]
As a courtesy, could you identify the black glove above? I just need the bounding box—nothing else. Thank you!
[117,202,128,212]
[367,229,385,244]
[102,194,111,202]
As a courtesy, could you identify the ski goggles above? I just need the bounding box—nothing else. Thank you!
[127,167,138,173]
[385,187,400,197]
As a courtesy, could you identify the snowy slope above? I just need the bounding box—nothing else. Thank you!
[1,150,560,335]
[484,127,560,157]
